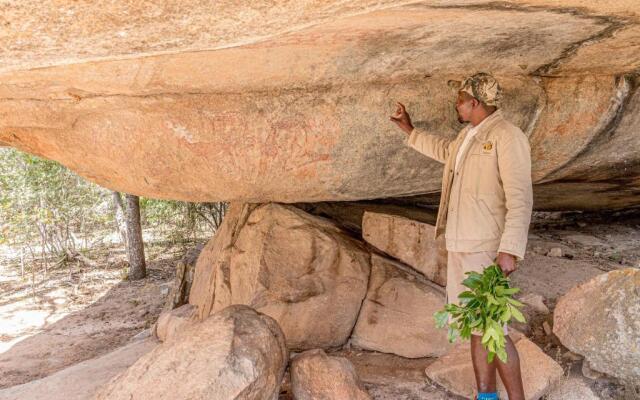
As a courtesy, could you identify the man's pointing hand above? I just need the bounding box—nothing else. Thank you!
[389,102,414,135]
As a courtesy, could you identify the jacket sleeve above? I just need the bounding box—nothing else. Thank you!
[496,130,533,261]
[404,127,453,164]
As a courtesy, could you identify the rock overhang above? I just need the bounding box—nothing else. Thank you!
[1,1,639,209]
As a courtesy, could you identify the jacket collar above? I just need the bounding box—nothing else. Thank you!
[470,109,503,142]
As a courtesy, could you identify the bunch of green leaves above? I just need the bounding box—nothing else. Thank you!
[434,264,526,363]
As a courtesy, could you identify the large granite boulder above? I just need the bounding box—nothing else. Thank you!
[95,305,288,400]
[190,203,371,350]
[291,349,371,400]
[154,304,196,343]
[362,211,447,286]
[553,268,640,383]
[425,332,564,400]
[350,254,450,358]
[1,3,639,209]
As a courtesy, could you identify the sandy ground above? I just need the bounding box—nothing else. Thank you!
[0,210,638,399]
[0,231,203,389]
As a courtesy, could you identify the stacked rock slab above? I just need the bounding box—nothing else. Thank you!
[290,349,371,400]
[362,211,447,286]
[95,305,288,400]
[425,331,564,400]
[350,254,450,358]
[189,203,371,350]
[553,268,640,383]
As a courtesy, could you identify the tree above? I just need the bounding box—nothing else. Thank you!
[111,191,128,251]
[124,194,146,280]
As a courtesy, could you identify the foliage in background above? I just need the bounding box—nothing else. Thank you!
[0,147,226,272]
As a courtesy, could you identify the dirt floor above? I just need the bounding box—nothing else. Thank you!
[0,230,202,389]
[0,210,638,399]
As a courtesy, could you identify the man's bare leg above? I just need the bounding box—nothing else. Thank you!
[495,334,525,400]
[470,334,498,394]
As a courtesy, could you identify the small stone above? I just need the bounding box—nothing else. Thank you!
[543,321,553,336]
[291,349,371,400]
[562,351,583,361]
[130,328,152,342]
[137,308,150,318]
[547,376,599,400]
[582,359,604,380]
[519,293,550,314]
[547,247,563,257]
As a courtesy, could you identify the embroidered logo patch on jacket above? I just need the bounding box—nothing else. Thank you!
[482,141,493,152]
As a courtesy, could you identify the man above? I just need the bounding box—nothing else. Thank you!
[389,72,533,400]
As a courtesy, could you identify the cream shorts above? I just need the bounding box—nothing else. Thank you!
[446,250,509,336]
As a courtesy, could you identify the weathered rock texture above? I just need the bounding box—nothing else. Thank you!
[291,349,371,400]
[154,304,196,343]
[163,243,202,310]
[1,2,639,209]
[425,332,564,400]
[350,254,450,358]
[553,268,640,383]
[190,203,371,350]
[95,305,288,400]
[362,211,447,285]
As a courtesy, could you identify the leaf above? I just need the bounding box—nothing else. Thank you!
[509,305,527,323]
[500,308,512,323]
[434,310,449,329]
[507,297,524,307]
[502,287,520,295]
[462,274,482,290]
[496,347,508,363]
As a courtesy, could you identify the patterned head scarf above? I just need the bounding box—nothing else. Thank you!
[459,72,502,107]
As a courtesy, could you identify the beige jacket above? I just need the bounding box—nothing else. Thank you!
[405,109,533,261]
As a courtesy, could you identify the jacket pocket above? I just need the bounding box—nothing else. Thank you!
[477,196,501,236]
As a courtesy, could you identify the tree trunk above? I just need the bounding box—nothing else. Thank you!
[111,191,128,252]
[124,194,146,280]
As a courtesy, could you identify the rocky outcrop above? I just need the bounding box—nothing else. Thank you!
[154,304,196,343]
[190,203,371,350]
[95,305,288,400]
[362,211,447,285]
[350,254,450,358]
[163,243,203,310]
[553,268,640,383]
[425,332,564,400]
[1,3,639,209]
[290,349,371,400]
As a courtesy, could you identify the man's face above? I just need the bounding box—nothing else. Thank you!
[455,91,476,123]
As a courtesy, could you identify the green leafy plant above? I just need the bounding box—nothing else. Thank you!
[434,264,526,363]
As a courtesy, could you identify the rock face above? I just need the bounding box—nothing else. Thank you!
[95,305,288,400]
[1,2,639,209]
[362,211,447,286]
[425,333,564,400]
[163,243,203,310]
[350,254,450,358]
[154,304,196,343]
[290,349,371,400]
[190,203,371,350]
[553,268,640,382]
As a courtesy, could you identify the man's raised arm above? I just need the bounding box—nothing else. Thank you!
[389,102,452,164]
